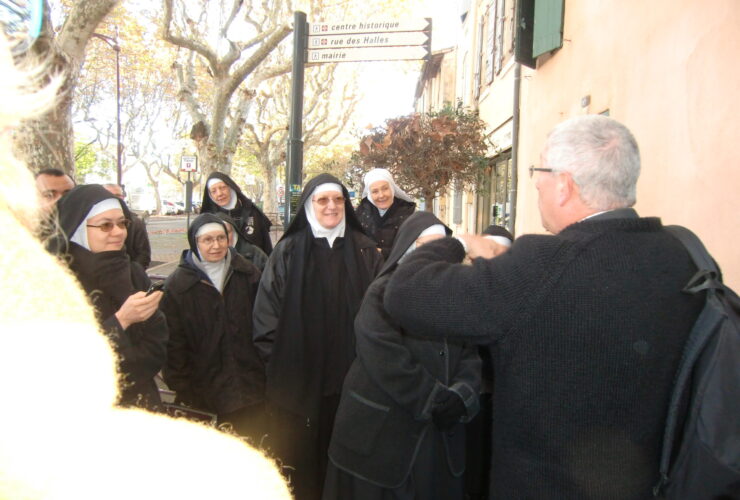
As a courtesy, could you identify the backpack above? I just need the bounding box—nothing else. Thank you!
[653,226,740,499]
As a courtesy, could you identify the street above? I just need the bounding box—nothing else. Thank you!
[146,214,282,277]
[147,215,189,272]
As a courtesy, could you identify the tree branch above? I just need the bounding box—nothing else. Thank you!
[162,0,219,75]
[223,24,292,100]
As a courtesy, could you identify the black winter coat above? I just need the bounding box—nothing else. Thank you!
[252,173,384,420]
[124,212,151,269]
[355,197,415,259]
[385,209,706,499]
[69,244,167,409]
[161,249,265,415]
[328,273,480,488]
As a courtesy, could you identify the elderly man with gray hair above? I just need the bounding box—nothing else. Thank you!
[384,115,705,499]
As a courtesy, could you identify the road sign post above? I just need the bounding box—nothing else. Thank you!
[286,11,307,227]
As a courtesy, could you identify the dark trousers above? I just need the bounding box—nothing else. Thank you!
[464,393,492,500]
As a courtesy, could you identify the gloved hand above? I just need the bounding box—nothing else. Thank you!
[431,389,466,430]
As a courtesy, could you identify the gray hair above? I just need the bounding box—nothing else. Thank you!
[544,115,640,210]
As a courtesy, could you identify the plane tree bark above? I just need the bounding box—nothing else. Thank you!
[13,0,121,175]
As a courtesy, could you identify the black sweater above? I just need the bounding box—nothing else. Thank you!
[384,213,704,499]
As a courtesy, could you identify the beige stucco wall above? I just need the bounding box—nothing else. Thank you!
[516,0,740,288]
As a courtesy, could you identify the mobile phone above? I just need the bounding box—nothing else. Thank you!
[145,281,165,296]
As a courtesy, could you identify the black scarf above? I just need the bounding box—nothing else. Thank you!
[68,245,136,324]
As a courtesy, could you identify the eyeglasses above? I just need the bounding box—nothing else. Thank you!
[529,166,554,178]
[86,219,131,232]
[313,195,345,207]
[198,234,228,246]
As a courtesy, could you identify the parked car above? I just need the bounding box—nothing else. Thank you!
[174,201,185,214]
[161,200,178,215]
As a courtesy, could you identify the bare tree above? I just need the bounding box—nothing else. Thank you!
[243,63,359,213]
[162,0,293,176]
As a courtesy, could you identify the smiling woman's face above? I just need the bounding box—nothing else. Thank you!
[86,208,126,253]
[312,190,345,229]
[369,180,393,210]
[208,181,231,207]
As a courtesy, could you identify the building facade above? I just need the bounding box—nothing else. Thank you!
[415,0,740,287]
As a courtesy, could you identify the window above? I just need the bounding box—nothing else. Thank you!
[515,0,564,68]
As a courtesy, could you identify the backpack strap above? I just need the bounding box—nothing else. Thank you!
[654,225,722,496]
[664,225,722,292]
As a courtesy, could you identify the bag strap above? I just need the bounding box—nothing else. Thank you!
[664,225,722,292]
[654,225,722,496]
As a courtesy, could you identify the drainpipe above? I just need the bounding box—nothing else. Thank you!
[508,63,522,235]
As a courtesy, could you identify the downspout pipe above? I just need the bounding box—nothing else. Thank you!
[508,63,521,235]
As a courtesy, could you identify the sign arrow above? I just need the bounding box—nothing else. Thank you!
[307,45,430,64]
[308,31,429,49]
[309,19,431,36]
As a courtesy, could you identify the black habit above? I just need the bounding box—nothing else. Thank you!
[201,172,274,255]
[50,184,168,409]
[324,211,481,500]
[252,173,383,500]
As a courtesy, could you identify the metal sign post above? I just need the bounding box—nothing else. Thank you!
[285,11,307,227]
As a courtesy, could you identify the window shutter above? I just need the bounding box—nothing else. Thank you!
[515,0,536,68]
[485,3,494,84]
[494,0,505,74]
[532,0,564,57]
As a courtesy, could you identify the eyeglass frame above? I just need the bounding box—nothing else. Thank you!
[197,234,228,246]
[312,194,345,207]
[86,219,131,232]
[529,166,554,178]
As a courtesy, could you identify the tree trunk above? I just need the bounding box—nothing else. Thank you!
[13,0,120,175]
[262,163,277,214]
[422,189,436,212]
[14,76,75,174]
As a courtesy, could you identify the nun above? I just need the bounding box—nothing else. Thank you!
[324,211,481,500]
[355,168,416,259]
[201,172,274,255]
[49,184,167,409]
[253,173,384,500]
[214,211,269,271]
[160,213,265,441]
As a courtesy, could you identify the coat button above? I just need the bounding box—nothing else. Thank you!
[439,350,445,356]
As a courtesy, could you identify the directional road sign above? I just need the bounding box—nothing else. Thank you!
[308,31,429,49]
[309,19,431,36]
[307,45,429,63]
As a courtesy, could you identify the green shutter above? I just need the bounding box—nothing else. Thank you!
[532,0,564,58]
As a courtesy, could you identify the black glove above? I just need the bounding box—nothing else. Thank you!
[431,389,466,430]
